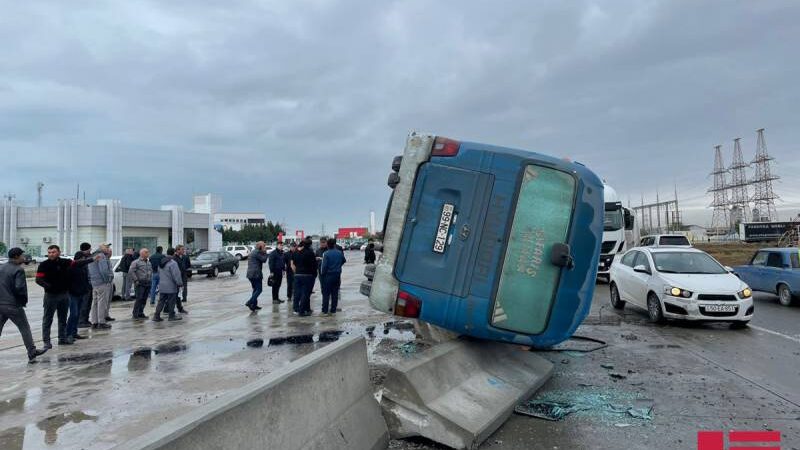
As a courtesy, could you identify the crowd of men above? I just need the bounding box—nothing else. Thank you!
[246,237,347,317]
[1,236,375,363]
[0,241,194,362]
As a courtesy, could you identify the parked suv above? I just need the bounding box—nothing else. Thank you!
[223,245,251,260]
[639,234,691,248]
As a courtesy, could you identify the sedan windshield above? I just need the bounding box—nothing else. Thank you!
[196,252,219,260]
[652,252,727,274]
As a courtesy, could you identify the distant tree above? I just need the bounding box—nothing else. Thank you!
[222,223,286,244]
[0,241,6,255]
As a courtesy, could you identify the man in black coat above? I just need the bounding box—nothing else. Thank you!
[364,242,377,264]
[283,243,296,301]
[268,243,286,304]
[116,247,135,300]
[68,243,94,340]
[173,245,190,314]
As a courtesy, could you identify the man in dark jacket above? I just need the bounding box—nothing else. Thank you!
[76,243,95,328]
[291,237,317,316]
[149,246,164,305]
[1,248,48,362]
[314,238,328,292]
[283,243,296,301]
[364,242,377,264]
[320,238,346,316]
[116,248,135,301]
[173,245,189,314]
[245,242,268,311]
[153,248,183,322]
[268,243,286,304]
[67,243,94,341]
[36,245,76,347]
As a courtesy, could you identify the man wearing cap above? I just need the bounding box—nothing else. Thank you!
[0,248,48,362]
[67,242,95,341]
[88,244,114,329]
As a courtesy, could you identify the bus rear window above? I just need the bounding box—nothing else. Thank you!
[491,165,576,335]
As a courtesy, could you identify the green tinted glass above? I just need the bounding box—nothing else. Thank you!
[491,165,575,334]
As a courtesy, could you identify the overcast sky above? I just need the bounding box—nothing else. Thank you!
[2,1,799,233]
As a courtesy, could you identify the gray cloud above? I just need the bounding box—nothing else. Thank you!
[1,0,798,232]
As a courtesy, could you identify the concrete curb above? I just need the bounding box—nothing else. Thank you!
[114,336,388,450]
[380,338,553,449]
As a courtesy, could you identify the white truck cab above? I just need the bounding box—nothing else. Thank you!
[598,183,638,280]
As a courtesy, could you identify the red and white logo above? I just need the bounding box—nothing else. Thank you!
[698,430,780,450]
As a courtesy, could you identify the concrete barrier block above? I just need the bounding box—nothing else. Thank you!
[115,336,388,450]
[381,338,553,449]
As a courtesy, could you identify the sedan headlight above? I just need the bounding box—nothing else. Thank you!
[737,287,752,299]
[201,264,212,268]
[664,286,693,298]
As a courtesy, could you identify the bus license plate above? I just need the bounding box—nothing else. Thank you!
[704,304,736,312]
[433,203,455,254]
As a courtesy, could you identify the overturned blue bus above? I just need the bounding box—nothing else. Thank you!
[368,132,604,348]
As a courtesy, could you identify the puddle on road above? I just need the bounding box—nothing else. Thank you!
[265,321,417,351]
[36,319,419,381]
[36,410,99,445]
[0,387,42,419]
[0,426,24,450]
[0,396,25,416]
[0,410,98,450]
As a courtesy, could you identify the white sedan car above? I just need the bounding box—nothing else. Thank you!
[609,247,754,327]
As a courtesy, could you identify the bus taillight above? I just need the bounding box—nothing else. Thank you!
[432,137,461,157]
[395,291,422,318]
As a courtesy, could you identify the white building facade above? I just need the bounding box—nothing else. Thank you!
[214,212,267,231]
[0,198,223,257]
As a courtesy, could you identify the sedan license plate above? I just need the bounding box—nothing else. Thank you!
[433,203,455,254]
[704,304,736,313]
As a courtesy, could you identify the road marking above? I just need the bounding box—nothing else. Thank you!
[749,324,800,344]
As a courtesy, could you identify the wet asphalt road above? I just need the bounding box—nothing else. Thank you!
[1,255,799,449]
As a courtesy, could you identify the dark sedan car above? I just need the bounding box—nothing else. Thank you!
[188,251,239,278]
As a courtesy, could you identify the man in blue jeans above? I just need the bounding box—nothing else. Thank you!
[245,241,268,312]
[149,246,164,305]
[291,237,317,316]
[320,238,346,316]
